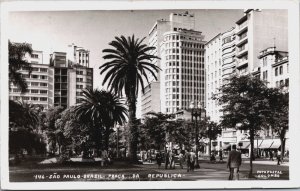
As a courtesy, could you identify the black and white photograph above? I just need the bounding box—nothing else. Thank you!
[1,0,299,190]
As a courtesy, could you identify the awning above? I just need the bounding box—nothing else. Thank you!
[254,140,263,149]
[238,141,250,149]
[259,139,274,149]
[269,139,281,149]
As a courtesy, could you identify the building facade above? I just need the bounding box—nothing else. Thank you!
[9,43,93,109]
[142,12,206,115]
[235,9,288,75]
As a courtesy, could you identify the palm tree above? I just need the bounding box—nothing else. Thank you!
[100,35,160,162]
[9,41,33,93]
[9,100,41,131]
[73,89,127,153]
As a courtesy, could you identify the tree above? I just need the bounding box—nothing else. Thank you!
[9,100,45,160]
[213,75,270,177]
[202,120,221,157]
[9,41,33,93]
[265,88,289,161]
[9,100,41,131]
[42,106,65,155]
[100,35,160,163]
[73,89,127,154]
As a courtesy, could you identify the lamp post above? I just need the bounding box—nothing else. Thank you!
[207,126,214,158]
[190,101,204,169]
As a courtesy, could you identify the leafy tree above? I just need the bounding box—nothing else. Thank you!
[100,35,160,163]
[265,88,289,160]
[202,120,221,157]
[213,75,270,177]
[73,89,127,154]
[9,100,45,160]
[9,100,40,130]
[9,41,33,93]
[42,106,65,155]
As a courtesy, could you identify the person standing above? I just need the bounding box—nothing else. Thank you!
[277,150,282,165]
[169,150,175,169]
[165,150,170,169]
[219,150,223,162]
[178,151,184,169]
[156,151,162,168]
[269,150,274,161]
[190,150,196,172]
[185,149,191,172]
[227,145,242,180]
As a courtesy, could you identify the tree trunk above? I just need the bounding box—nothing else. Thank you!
[280,130,286,161]
[127,94,138,163]
[249,129,254,178]
[105,126,110,151]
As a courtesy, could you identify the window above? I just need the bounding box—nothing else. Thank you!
[40,90,48,94]
[31,82,39,86]
[285,79,289,87]
[76,78,83,82]
[40,68,48,72]
[40,97,48,101]
[32,68,39,71]
[31,54,39,58]
[279,66,283,75]
[23,97,30,101]
[32,75,39,79]
[280,80,284,87]
[31,89,39,94]
[40,83,47,87]
[275,68,278,76]
[31,97,39,101]
[263,57,267,67]
[40,75,47,80]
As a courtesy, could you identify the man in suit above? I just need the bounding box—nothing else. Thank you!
[227,144,242,180]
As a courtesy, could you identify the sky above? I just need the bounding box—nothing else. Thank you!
[8,9,244,117]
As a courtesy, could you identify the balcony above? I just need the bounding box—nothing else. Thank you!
[236,59,248,69]
[236,33,248,47]
[236,47,248,58]
[236,21,248,35]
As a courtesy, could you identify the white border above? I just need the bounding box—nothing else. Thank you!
[1,0,299,190]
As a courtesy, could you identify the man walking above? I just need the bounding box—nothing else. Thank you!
[227,145,242,180]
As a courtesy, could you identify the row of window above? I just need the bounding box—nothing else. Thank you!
[29,67,48,73]
[275,79,289,88]
[22,74,48,80]
[27,82,48,87]
[11,88,48,94]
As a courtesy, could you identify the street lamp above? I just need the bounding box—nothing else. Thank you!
[190,101,204,169]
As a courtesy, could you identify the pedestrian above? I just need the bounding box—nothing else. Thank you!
[169,150,176,169]
[178,150,184,169]
[165,150,170,169]
[219,150,223,162]
[190,150,196,171]
[269,150,274,161]
[227,144,242,180]
[210,152,216,163]
[156,151,162,168]
[185,149,191,172]
[277,150,282,165]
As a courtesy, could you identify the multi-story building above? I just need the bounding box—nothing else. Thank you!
[9,43,93,109]
[142,11,206,115]
[253,47,289,89]
[10,49,51,109]
[160,29,206,114]
[235,9,288,75]
[205,33,222,122]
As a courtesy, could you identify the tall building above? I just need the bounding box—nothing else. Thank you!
[235,9,288,75]
[205,33,222,122]
[9,43,93,109]
[142,11,206,115]
[205,9,288,152]
[10,50,51,109]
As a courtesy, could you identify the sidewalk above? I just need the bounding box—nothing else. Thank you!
[243,160,289,166]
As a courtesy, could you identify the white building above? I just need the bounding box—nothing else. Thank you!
[142,11,206,115]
